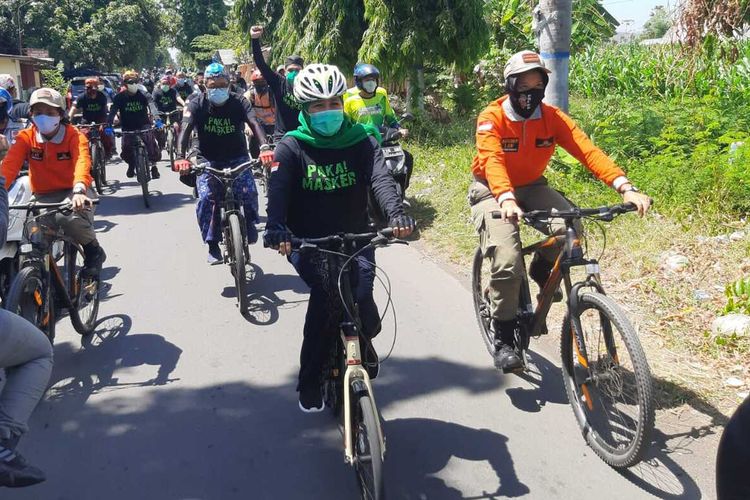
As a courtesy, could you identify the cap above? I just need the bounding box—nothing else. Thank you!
[503,50,551,80]
[285,55,304,68]
[30,87,65,109]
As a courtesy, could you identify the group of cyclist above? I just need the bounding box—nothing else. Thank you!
[0,29,666,488]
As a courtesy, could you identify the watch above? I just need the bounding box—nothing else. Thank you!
[73,186,86,195]
[621,185,640,194]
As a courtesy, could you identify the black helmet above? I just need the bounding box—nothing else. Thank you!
[353,63,380,91]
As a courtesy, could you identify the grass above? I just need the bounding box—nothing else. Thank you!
[405,105,750,417]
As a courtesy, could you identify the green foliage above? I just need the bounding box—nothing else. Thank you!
[724,277,750,315]
[191,20,246,65]
[641,5,672,40]
[570,41,750,102]
[175,0,229,60]
[40,68,67,95]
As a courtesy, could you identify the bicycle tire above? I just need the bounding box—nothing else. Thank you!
[98,142,107,186]
[91,145,104,195]
[471,247,495,356]
[352,386,385,500]
[136,146,150,208]
[560,291,655,468]
[229,213,248,313]
[4,266,55,343]
[167,130,175,171]
[64,243,100,335]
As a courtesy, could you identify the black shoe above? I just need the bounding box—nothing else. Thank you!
[529,253,563,302]
[299,386,325,413]
[361,336,379,379]
[151,166,160,179]
[82,246,106,278]
[493,341,523,373]
[126,165,135,178]
[0,450,46,488]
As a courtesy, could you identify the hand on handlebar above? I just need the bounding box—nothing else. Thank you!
[71,193,94,212]
[389,215,416,239]
[498,198,524,222]
[622,190,651,217]
[173,159,192,175]
[104,127,114,137]
[259,148,274,167]
[263,226,293,256]
[154,118,164,129]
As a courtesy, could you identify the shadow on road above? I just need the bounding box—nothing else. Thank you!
[503,350,568,413]
[386,418,529,499]
[97,191,194,217]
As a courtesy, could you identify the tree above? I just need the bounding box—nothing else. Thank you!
[175,0,229,61]
[679,0,749,48]
[641,5,671,40]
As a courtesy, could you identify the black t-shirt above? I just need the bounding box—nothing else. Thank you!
[152,88,178,113]
[75,91,108,123]
[267,135,404,238]
[109,90,150,131]
[182,93,252,162]
[252,38,301,137]
[175,83,193,101]
[9,100,29,120]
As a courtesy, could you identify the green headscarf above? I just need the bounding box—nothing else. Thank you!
[286,110,382,149]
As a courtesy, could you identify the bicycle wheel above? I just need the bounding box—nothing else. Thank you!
[471,247,495,356]
[560,291,655,468]
[228,213,248,313]
[4,266,55,343]
[64,243,100,335]
[167,130,175,171]
[98,142,108,186]
[91,145,104,195]
[136,147,150,208]
[352,384,385,500]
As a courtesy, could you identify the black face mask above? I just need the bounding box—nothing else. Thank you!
[0,104,7,122]
[508,88,545,119]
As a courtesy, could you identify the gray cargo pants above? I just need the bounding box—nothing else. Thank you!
[469,177,580,321]
[0,310,53,441]
[32,188,97,246]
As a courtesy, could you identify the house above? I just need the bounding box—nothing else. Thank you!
[0,52,55,99]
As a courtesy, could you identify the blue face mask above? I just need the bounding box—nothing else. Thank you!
[207,87,229,105]
[32,114,61,136]
[309,109,344,136]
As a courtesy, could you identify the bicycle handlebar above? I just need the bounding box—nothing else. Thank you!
[491,202,639,223]
[290,228,397,249]
[76,122,107,128]
[191,159,261,177]
[9,199,100,212]
[157,109,182,116]
[116,127,156,136]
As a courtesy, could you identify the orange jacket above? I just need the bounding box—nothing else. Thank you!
[471,96,625,199]
[2,124,92,194]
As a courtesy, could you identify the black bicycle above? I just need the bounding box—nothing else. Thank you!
[157,109,182,171]
[118,128,154,208]
[472,203,655,468]
[287,228,402,500]
[4,200,102,342]
[77,122,107,195]
[253,141,275,195]
[191,159,260,314]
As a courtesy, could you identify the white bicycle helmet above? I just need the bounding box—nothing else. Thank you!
[293,64,348,103]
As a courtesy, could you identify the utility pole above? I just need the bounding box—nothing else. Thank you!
[535,0,572,112]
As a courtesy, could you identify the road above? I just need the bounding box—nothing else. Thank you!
[6,153,717,499]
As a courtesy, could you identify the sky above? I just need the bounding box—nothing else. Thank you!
[602,0,674,31]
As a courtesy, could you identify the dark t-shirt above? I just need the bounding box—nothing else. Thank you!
[152,88,178,113]
[182,93,252,162]
[175,83,193,101]
[108,90,150,131]
[267,135,404,238]
[75,92,108,123]
[252,38,301,137]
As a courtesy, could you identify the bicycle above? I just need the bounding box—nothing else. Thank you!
[253,141,275,196]
[471,203,655,468]
[77,122,108,195]
[157,109,182,171]
[191,159,260,315]
[286,228,402,500]
[3,200,102,343]
[117,128,155,208]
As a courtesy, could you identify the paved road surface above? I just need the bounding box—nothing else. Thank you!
[6,154,717,499]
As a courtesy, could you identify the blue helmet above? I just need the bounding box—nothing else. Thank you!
[0,87,12,113]
[205,63,227,79]
[353,63,380,91]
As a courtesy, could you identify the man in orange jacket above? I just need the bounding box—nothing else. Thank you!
[1,88,106,277]
[469,50,651,371]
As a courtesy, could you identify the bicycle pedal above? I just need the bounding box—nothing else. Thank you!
[502,365,525,375]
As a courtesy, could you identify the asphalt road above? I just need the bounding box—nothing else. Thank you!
[6,152,717,499]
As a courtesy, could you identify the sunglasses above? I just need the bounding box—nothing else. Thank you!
[124,80,138,85]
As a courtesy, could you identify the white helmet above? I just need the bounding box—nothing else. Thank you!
[293,64,347,103]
